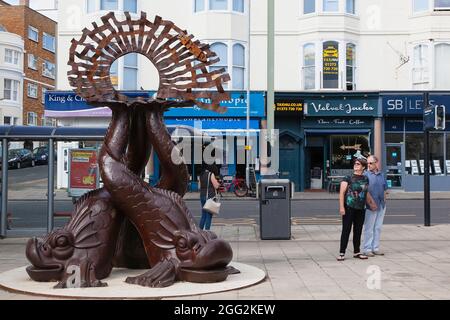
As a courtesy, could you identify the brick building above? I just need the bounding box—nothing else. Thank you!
[0,0,56,133]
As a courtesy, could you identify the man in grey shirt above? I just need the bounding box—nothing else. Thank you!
[363,155,388,256]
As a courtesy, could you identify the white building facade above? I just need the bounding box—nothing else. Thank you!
[0,26,24,126]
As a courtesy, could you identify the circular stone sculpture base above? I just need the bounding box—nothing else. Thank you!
[0,263,265,299]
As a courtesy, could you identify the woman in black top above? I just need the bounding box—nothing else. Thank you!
[199,164,220,230]
[337,157,371,261]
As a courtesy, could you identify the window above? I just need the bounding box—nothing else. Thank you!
[303,43,315,89]
[5,49,20,65]
[210,42,228,88]
[210,0,228,10]
[42,88,47,104]
[86,0,95,13]
[42,60,56,79]
[27,83,38,99]
[123,53,138,90]
[43,33,55,52]
[4,116,11,125]
[123,0,137,13]
[110,59,119,89]
[330,135,370,171]
[304,0,316,14]
[346,43,356,90]
[28,54,38,70]
[413,0,429,12]
[232,44,245,89]
[412,44,429,86]
[346,0,355,14]
[27,112,38,126]
[4,79,19,101]
[233,0,244,12]
[323,0,339,12]
[28,26,38,42]
[434,43,450,89]
[195,0,205,12]
[322,41,339,89]
[435,0,450,10]
[101,0,118,10]
[0,25,6,32]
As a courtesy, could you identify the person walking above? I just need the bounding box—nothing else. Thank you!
[199,164,220,230]
[363,155,388,257]
[337,157,372,261]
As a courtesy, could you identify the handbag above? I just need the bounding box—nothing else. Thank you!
[203,172,221,215]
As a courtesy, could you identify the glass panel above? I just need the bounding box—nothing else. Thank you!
[385,133,404,143]
[87,0,95,13]
[43,34,55,52]
[303,44,315,89]
[405,133,424,175]
[195,0,205,11]
[414,0,429,12]
[346,0,355,14]
[123,68,137,90]
[233,0,244,12]
[211,42,228,65]
[304,0,315,14]
[233,44,245,67]
[124,53,138,67]
[446,134,450,174]
[323,0,339,12]
[386,145,402,187]
[232,67,244,89]
[28,26,38,41]
[435,43,450,89]
[435,0,450,9]
[330,135,370,172]
[430,132,445,175]
[304,66,315,90]
[210,0,228,10]
[322,41,339,88]
[124,0,137,13]
[101,0,118,10]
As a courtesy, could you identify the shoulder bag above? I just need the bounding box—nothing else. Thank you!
[203,172,221,215]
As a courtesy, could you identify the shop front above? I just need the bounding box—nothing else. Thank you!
[299,93,379,192]
[382,92,450,191]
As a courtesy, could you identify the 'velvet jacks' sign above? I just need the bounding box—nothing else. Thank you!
[304,96,378,117]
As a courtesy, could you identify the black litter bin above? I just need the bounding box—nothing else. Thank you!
[259,179,291,240]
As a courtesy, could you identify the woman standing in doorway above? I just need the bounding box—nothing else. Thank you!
[199,164,220,230]
[337,157,371,261]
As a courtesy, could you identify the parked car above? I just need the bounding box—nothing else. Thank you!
[33,146,49,165]
[3,149,35,169]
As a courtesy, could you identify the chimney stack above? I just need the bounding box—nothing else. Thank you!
[20,0,29,6]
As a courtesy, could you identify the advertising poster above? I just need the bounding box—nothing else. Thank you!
[323,41,339,89]
[69,149,98,191]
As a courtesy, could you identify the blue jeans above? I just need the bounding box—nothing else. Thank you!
[199,197,212,230]
[363,206,386,253]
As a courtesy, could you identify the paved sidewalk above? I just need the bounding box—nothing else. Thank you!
[7,187,450,201]
[1,223,450,300]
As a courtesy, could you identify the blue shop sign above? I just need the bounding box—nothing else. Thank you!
[304,97,378,117]
[302,118,372,128]
[382,94,450,116]
[165,118,260,130]
[45,91,265,118]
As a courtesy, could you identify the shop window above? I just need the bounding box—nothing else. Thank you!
[405,133,424,173]
[434,0,450,10]
[446,134,450,174]
[430,132,445,175]
[304,0,316,14]
[346,0,355,14]
[385,133,404,144]
[330,135,370,172]
[434,43,450,89]
[413,0,429,12]
[323,0,339,12]
[346,43,356,90]
[412,44,429,87]
[232,44,245,89]
[303,43,315,89]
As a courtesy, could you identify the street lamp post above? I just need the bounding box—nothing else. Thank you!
[245,0,251,187]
